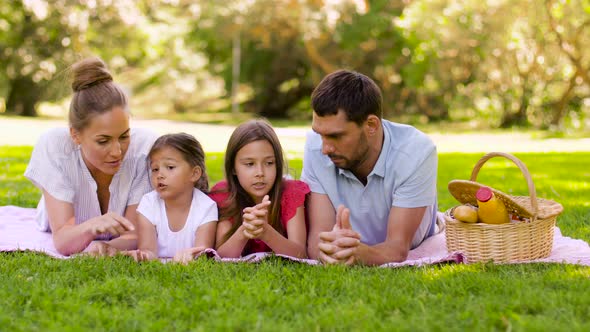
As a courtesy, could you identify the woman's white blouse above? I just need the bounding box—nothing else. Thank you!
[24,127,157,238]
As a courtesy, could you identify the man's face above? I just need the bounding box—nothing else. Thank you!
[311,110,370,172]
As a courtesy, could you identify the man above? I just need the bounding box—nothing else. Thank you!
[301,70,438,265]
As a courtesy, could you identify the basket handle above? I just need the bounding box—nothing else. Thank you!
[469,152,539,220]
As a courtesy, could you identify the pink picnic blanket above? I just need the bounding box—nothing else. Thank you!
[1,206,589,267]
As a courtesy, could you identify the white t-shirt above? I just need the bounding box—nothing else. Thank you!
[136,189,218,258]
[24,127,157,240]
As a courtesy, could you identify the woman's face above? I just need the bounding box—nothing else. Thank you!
[71,106,130,178]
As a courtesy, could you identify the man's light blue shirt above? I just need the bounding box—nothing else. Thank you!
[301,120,438,248]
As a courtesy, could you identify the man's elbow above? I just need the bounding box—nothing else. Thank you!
[386,244,409,263]
[370,242,409,264]
[389,251,408,263]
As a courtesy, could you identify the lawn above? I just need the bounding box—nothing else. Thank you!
[1,146,589,331]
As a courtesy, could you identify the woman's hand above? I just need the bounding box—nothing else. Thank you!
[86,212,135,237]
[242,196,271,240]
[173,246,207,265]
[121,249,157,262]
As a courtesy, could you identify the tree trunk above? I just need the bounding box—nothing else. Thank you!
[5,77,39,117]
[550,72,578,126]
[500,89,530,128]
[231,30,241,114]
[249,84,314,119]
[303,39,337,75]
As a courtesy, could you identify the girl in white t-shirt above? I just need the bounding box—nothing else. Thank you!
[123,133,218,263]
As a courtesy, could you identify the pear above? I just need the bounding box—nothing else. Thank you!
[453,205,479,223]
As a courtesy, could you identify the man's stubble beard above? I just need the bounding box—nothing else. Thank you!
[334,132,370,173]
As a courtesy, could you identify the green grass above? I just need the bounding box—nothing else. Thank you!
[1,146,590,331]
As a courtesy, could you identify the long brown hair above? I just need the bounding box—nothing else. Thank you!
[148,133,209,192]
[215,119,287,241]
[69,57,128,131]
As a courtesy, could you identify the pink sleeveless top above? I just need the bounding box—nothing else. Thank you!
[209,180,310,255]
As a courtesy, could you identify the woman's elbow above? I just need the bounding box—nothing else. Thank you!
[52,235,87,256]
[54,242,80,256]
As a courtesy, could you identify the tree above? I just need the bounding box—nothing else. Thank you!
[187,0,314,118]
[544,0,590,127]
[301,0,423,118]
[188,0,419,119]
[0,1,148,116]
[404,0,590,129]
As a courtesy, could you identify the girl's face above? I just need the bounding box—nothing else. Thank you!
[150,146,201,201]
[234,140,277,204]
[71,106,130,178]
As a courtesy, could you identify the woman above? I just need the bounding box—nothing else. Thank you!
[24,57,157,256]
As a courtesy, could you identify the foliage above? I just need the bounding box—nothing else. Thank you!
[0,0,149,116]
[188,0,316,118]
[1,0,589,130]
[187,0,422,119]
[403,0,590,128]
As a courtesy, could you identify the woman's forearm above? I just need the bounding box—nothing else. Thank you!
[107,231,137,250]
[52,223,95,256]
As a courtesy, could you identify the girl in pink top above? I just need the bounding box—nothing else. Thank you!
[209,119,309,258]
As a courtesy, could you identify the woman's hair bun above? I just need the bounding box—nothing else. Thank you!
[71,57,113,92]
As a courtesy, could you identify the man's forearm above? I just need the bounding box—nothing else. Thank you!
[354,241,409,266]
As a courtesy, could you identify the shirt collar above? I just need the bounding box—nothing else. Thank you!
[370,123,390,178]
[77,147,97,189]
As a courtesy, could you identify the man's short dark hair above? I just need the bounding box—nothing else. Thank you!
[311,70,383,125]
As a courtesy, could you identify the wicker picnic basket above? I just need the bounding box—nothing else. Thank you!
[444,152,563,263]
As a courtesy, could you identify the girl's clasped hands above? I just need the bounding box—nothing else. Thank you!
[241,195,271,240]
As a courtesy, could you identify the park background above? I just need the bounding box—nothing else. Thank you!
[1,1,590,331]
[1,0,590,134]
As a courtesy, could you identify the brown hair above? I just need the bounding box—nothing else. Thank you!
[214,119,286,242]
[311,69,383,125]
[69,57,128,131]
[148,133,209,192]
